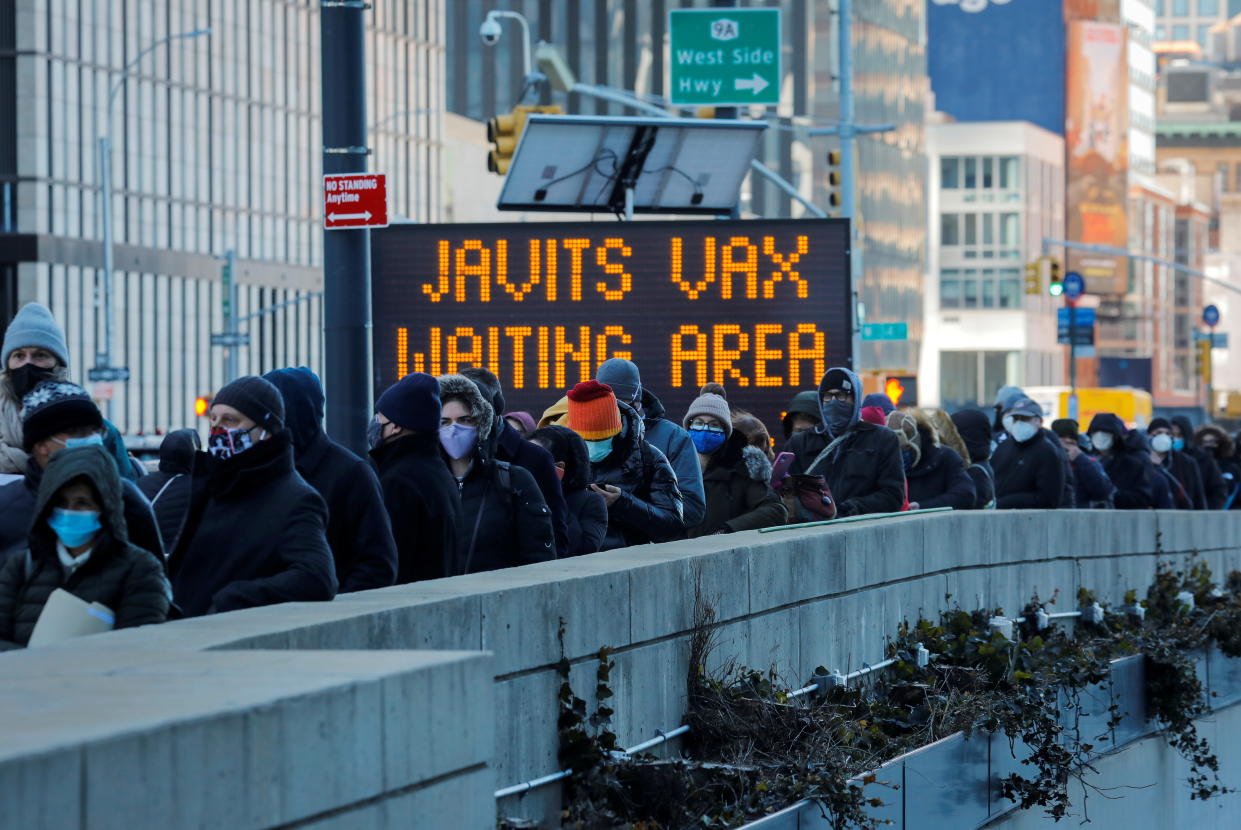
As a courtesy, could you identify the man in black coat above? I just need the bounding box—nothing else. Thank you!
[786,367,904,517]
[900,411,976,511]
[1147,418,1206,510]
[991,397,1065,509]
[0,381,163,565]
[1087,413,1159,509]
[169,376,336,616]
[369,372,462,582]
[1172,416,1227,509]
[265,367,398,592]
[462,367,569,557]
[136,429,200,551]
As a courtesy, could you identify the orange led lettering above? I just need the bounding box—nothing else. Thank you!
[553,326,592,388]
[408,327,443,376]
[397,327,409,379]
[671,325,709,388]
[762,235,810,299]
[504,326,533,388]
[497,240,541,301]
[454,240,492,302]
[722,236,757,299]
[562,238,591,301]
[595,326,633,362]
[544,240,559,301]
[421,240,453,302]
[487,327,501,376]
[537,326,550,388]
[712,324,750,387]
[670,236,717,300]
[754,324,784,386]
[446,327,483,372]
[595,238,633,300]
[788,323,826,386]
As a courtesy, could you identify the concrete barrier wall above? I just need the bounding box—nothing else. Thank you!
[6,510,1240,828]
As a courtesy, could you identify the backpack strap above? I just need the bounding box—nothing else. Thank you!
[149,473,182,507]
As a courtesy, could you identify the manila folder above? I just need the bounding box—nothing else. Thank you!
[27,589,114,647]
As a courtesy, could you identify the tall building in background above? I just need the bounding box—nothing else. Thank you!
[0,3,445,434]
[446,0,928,375]
[1154,0,1235,47]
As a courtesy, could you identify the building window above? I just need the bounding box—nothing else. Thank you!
[1156,25,1167,39]
[964,213,977,246]
[998,213,1020,255]
[963,279,979,308]
[941,271,961,308]
[998,157,1019,190]
[942,213,960,245]
[998,271,1020,308]
[1172,24,1190,40]
[941,158,959,188]
[1172,0,1189,15]
[982,158,994,189]
[963,158,977,189]
[1200,0,1219,15]
[1218,162,1229,192]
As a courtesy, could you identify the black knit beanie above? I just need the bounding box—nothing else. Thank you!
[212,375,285,433]
[21,381,103,450]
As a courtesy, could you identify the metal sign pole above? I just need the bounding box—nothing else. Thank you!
[1067,297,1078,422]
[1208,323,1215,418]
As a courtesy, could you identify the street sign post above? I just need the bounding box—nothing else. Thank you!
[1063,270,1085,300]
[1056,307,1095,346]
[323,172,389,229]
[860,322,908,341]
[668,8,781,107]
[88,366,130,383]
[210,333,251,348]
[1203,304,1221,328]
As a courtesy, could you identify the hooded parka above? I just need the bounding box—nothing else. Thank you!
[1172,416,1227,509]
[591,401,685,549]
[0,445,169,648]
[168,430,337,616]
[905,412,977,511]
[265,368,398,592]
[1087,414,1159,510]
[785,368,905,517]
[438,374,555,573]
[689,431,786,536]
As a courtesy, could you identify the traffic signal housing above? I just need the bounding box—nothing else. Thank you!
[1024,259,1041,295]
[194,396,212,417]
[1048,258,1063,297]
[486,104,563,175]
[826,150,842,208]
[1197,338,1213,384]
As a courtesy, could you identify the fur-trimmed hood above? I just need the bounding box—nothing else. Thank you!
[436,373,495,451]
[741,444,772,483]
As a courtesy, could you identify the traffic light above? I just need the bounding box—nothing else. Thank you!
[1048,258,1063,297]
[884,375,918,407]
[1197,339,1213,384]
[486,105,563,175]
[194,396,212,417]
[1024,260,1041,295]
[826,150,842,208]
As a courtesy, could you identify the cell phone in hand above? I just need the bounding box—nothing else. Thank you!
[770,452,796,490]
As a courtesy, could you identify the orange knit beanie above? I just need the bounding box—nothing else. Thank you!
[566,380,622,441]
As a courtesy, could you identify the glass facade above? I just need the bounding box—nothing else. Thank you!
[448,0,928,375]
[1,1,445,433]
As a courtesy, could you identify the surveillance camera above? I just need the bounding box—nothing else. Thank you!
[479,17,502,46]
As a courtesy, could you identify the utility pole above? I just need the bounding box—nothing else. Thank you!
[320,0,373,455]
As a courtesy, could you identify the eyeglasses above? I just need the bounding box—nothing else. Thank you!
[689,419,724,431]
[822,391,853,403]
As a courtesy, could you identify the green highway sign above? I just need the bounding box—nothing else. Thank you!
[669,8,781,107]
[861,322,908,341]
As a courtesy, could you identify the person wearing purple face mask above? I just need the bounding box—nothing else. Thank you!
[436,374,554,574]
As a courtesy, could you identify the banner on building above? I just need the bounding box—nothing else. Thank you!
[1065,21,1129,295]
[370,219,853,429]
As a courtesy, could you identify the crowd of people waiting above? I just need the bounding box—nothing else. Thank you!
[1,302,1239,648]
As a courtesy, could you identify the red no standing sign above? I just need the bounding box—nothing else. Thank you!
[323,172,389,229]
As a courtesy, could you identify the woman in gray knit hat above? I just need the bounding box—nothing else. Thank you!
[0,304,71,474]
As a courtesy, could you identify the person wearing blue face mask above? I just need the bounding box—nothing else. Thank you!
[0,444,168,649]
[1146,418,1206,510]
[681,394,785,537]
[436,374,555,574]
[0,381,162,566]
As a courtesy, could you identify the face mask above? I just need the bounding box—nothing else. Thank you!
[1007,419,1038,443]
[208,426,257,459]
[901,448,917,470]
[48,508,102,549]
[439,423,478,460]
[1091,432,1114,452]
[366,417,385,450]
[9,363,55,399]
[1150,434,1173,454]
[824,399,854,434]
[53,433,105,450]
[1172,437,1185,451]
[586,437,614,463]
[689,426,727,454]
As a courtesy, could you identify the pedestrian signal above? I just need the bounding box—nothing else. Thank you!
[194,396,212,417]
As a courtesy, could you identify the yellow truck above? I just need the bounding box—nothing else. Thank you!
[1022,387,1154,429]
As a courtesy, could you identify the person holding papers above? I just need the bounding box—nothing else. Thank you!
[0,445,168,649]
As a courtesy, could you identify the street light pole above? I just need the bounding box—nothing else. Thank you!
[96,27,210,398]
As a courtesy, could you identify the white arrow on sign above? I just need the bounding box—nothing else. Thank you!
[734,73,770,95]
[329,211,373,222]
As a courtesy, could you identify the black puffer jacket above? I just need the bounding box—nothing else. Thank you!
[370,431,461,582]
[1173,416,1227,509]
[905,425,976,511]
[564,488,609,555]
[136,429,199,551]
[786,368,904,517]
[1157,449,1206,510]
[690,432,786,537]
[951,409,996,510]
[265,368,398,592]
[1088,414,1157,510]
[592,402,685,549]
[439,374,555,573]
[991,427,1065,509]
[0,446,169,649]
[0,456,164,567]
[168,431,336,616]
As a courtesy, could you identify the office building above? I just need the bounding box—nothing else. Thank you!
[1155,0,1237,47]
[0,2,445,434]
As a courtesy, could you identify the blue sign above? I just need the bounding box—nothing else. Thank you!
[1056,307,1095,346]
[861,322,908,341]
[1203,304,1221,328]
[1063,271,1085,300]
[1194,331,1229,348]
